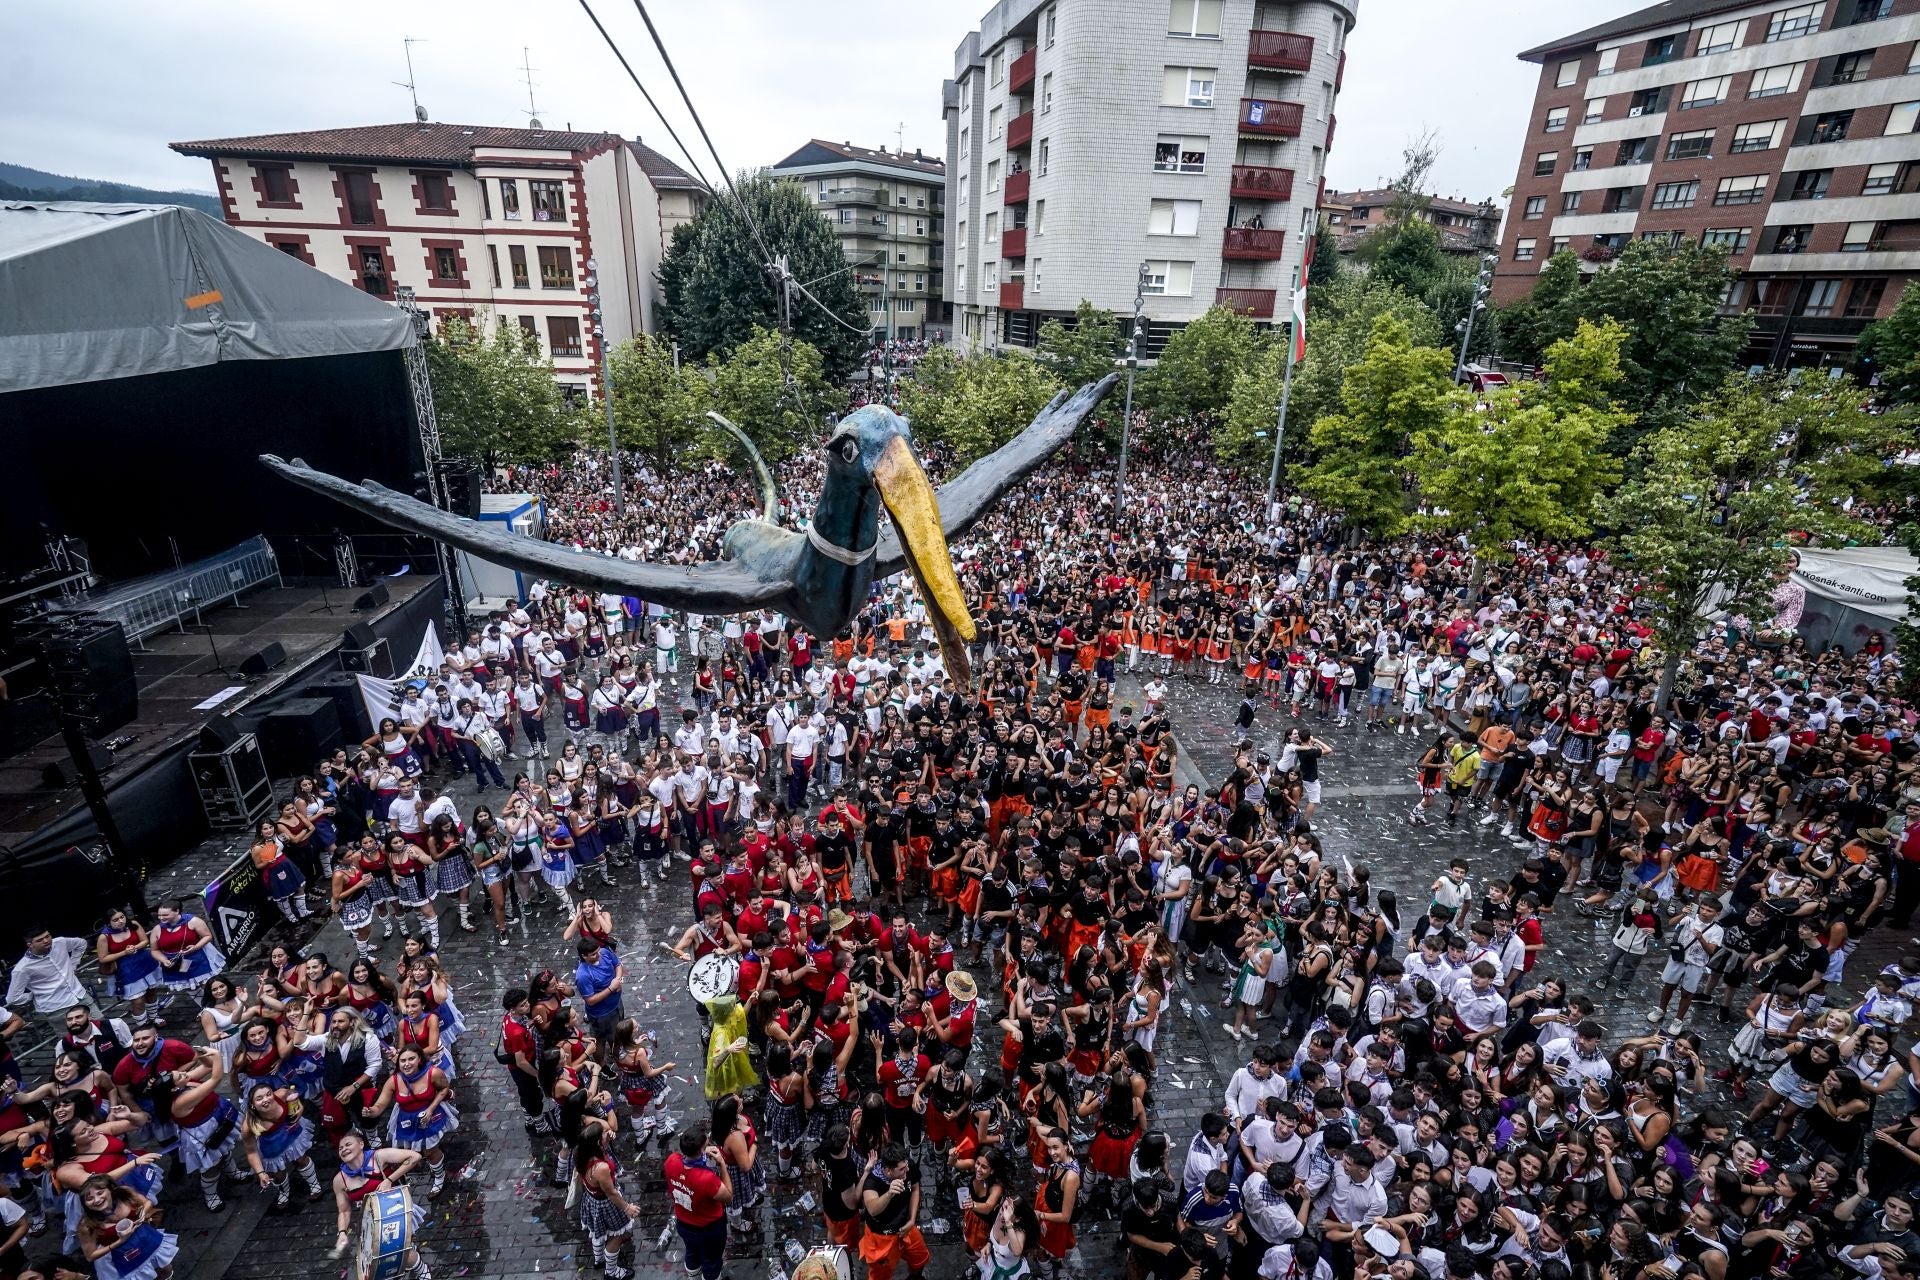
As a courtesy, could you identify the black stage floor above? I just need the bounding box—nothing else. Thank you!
[0,575,440,844]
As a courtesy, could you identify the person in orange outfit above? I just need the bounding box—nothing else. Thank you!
[858,1142,930,1280]
[1032,1126,1081,1264]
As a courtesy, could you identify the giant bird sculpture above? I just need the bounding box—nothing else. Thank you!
[262,375,1118,689]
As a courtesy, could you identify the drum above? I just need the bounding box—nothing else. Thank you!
[793,1246,851,1280]
[357,1186,415,1280]
[687,952,740,1005]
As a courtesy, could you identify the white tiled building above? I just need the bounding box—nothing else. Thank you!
[944,0,1356,354]
[172,123,707,395]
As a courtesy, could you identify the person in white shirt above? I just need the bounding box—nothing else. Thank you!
[1225,1047,1286,1120]
[785,717,821,809]
[670,756,709,846]
[388,777,425,841]
[1542,1020,1615,1088]
[653,618,679,676]
[7,931,95,1017]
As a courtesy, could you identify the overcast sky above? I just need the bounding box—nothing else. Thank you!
[4,0,1608,206]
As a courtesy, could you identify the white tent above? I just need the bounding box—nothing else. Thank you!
[1791,545,1916,651]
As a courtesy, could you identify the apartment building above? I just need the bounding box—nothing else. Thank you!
[171,123,706,395]
[1496,0,1920,367]
[1323,186,1501,254]
[771,140,947,342]
[944,0,1355,355]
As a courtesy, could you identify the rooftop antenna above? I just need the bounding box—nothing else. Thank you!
[397,36,428,124]
[895,121,906,153]
[520,47,544,129]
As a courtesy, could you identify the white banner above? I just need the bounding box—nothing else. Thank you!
[355,623,447,732]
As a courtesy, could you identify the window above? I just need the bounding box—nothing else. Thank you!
[1141,260,1193,295]
[1766,224,1813,252]
[499,180,520,220]
[537,245,573,288]
[985,211,999,241]
[1808,110,1854,143]
[1731,119,1785,152]
[515,315,538,342]
[1651,181,1698,209]
[1788,168,1831,199]
[355,245,388,296]
[1799,278,1843,316]
[1681,76,1731,109]
[547,316,583,358]
[1748,64,1800,98]
[1845,277,1889,316]
[1523,195,1546,219]
[1715,174,1767,204]
[1642,230,1685,248]
[433,246,459,279]
[1889,102,1920,135]
[915,273,926,291]
[1033,199,1045,233]
[528,180,566,222]
[258,164,293,204]
[1644,34,1680,65]
[1534,151,1557,177]
[990,48,1006,85]
[1598,47,1619,75]
[989,105,1004,140]
[343,171,377,226]
[1584,97,1606,124]
[1667,128,1714,160]
[1045,5,1056,47]
[1042,73,1053,113]
[509,245,529,288]
[1616,136,1653,164]
[1168,0,1222,38]
[1766,3,1819,40]
[987,160,1001,192]
[1147,198,1202,236]
[1829,51,1871,84]
[1850,0,1894,22]
[271,239,304,258]
[1561,190,1583,213]
[1551,236,1572,254]
[960,127,970,158]
[1029,260,1040,292]
[1909,42,1920,74]
[1557,59,1581,88]
[1515,238,1538,261]
[1629,85,1672,115]
[486,247,501,289]
[1038,139,1050,175]
[1573,145,1594,171]
[1604,186,1644,213]
[1697,19,1744,54]
[1864,161,1905,194]
[1162,66,1217,107]
[418,172,452,211]
[1545,106,1569,132]
[1702,226,1753,253]
[1154,134,1208,173]
[915,219,926,236]
[1842,221,1878,250]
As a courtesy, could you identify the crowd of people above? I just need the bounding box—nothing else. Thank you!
[1,423,1916,1280]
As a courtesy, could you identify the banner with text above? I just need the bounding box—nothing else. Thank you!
[354,624,447,734]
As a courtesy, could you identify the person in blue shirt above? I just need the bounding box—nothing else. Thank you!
[1178,1169,1242,1263]
[574,938,624,1044]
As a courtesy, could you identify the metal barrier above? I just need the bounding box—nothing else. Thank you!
[69,536,283,642]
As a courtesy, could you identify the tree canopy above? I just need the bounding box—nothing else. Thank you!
[1857,281,1920,405]
[606,333,713,476]
[425,315,583,471]
[898,347,1063,464]
[1143,305,1267,423]
[708,326,847,466]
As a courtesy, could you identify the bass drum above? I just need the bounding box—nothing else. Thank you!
[687,951,741,1005]
[357,1185,416,1280]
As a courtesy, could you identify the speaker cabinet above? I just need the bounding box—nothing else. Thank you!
[256,697,343,777]
[354,582,390,611]
[238,641,288,678]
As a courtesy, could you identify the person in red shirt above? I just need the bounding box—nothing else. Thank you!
[499,989,545,1130]
[664,1124,733,1280]
[1630,716,1667,795]
[926,970,978,1054]
[875,1027,932,1146]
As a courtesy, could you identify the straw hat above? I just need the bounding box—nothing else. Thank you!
[945,971,978,1002]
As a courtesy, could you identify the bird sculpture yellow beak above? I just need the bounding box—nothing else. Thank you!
[873,435,977,687]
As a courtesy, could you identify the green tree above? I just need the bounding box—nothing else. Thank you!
[1495,250,1580,368]
[607,333,713,476]
[1308,222,1344,289]
[1143,305,1266,422]
[1219,340,1293,473]
[1411,319,1631,586]
[1370,218,1448,299]
[708,326,847,465]
[1602,371,1903,705]
[1857,281,1920,404]
[899,350,1062,463]
[659,172,867,380]
[1284,275,1445,451]
[425,315,583,471]
[1296,314,1457,533]
[1036,301,1124,446]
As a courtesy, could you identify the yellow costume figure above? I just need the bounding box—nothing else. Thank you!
[703,994,759,1100]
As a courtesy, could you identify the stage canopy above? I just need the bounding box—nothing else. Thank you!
[0,201,416,394]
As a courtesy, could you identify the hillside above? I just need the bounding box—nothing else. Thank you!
[0,162,221,216]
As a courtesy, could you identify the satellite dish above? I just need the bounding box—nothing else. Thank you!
[529,116,542,129]
[414,103,429,123]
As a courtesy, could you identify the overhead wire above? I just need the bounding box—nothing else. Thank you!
[573,0,714,193]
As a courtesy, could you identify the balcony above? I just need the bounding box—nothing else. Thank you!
[1009,47,1036,95]
[820,186,885,205]
[1230,164,1295,201]
[1223,226,1288,259]
[1248,30,1314,72]
[999,281,1024,309]
[1239,98,1304,137]
[1007,110,1034,150]
[1215,287,1277,317]
[1001,227,1027,258]
[1004,170,1030,204]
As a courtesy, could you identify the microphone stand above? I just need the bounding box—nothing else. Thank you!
[182,593,239,681]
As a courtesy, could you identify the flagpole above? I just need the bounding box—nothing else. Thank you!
[1264,264,1300,515]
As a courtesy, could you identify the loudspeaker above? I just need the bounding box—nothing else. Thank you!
[344,623,378,651]
[40,744,113,788]
[40,621,137,733]
[257,697,343,776]
[308,673,373,741]
[238,641,288,678]
[200,712,252,751]
[354,582,389,611]
[437,459,483,519]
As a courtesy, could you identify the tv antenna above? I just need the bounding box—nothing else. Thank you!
[397,36,428,123]
[520,47,544,128]
[894,121,906,153]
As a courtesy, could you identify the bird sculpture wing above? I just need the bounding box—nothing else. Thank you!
[258,455,791,614]
[706,411,779,525]
[872,373,1120,577]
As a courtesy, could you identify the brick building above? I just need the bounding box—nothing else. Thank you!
[1494,0,1920,368]
[171,123,706,396]
[1322,185,1500,253]
[943,0,1355,355]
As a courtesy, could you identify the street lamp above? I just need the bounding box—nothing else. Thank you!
[1454,252,1499,384]
[584,258,624,517]
[1116,261,1149,508]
